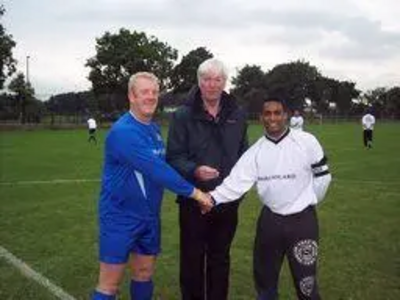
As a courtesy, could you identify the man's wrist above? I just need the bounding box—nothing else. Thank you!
[191,188,203,202]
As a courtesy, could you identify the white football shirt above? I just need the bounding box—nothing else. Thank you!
[87,118,97,130]
[290,115,304,131]
[362,114,375,130]
[211,129,331,215]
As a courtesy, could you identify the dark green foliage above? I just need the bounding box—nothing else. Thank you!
[7,72,41,123]
[231,60,363,117]
[86,28,178,96]
[169,47,213,94]
[0,5,16,89]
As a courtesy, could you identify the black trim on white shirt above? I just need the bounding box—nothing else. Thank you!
[264,128,290,144]
[311,156,328,168]
[311,156,330,177]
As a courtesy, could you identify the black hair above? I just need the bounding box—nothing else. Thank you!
[262,95,288,110]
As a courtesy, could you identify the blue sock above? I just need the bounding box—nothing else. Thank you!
[130,279,153,300]
[91,290,116,300]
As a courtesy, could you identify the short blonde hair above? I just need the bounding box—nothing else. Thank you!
[128,72,160,94]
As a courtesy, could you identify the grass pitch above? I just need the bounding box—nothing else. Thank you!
[0,122,399,299]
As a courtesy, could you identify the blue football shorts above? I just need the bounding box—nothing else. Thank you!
[99,218,161,264]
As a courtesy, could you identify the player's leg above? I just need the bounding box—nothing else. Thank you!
[363,129,368,147]
[367,130,373,148]
[179,200,208,300]
[93,129,97,144]
[92,263,126,299]
[254,206,285,300]
[88,129,96,143]
[206,201,239,300]
[92,231,131,299]
[129,218,160,300]
[129,254,157,300]
[286,206,320,300]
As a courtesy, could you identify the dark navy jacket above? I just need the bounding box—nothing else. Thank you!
[166,87,248,199]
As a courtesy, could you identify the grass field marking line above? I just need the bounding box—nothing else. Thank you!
[0,178,100,186]
[0,245,76,300]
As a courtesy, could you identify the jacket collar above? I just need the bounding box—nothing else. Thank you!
[185,86,238,122]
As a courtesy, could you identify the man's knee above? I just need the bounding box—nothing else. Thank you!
[132,264,154,281]
[131,255,156,281]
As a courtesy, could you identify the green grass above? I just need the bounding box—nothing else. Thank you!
[0,123,399,299]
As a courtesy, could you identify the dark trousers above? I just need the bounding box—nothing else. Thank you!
[179,200,239,300]
[363,129,373,147]
[88,129,97,143]
[254,206,320,300]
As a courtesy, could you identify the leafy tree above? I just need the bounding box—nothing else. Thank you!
[334,80,360,114]
[363,87,387,116]
[47,92,86,115]
[0,5,16,89]
[0,92,18,120]
[8,72,34,123]
[45,90,124,122]
[383,86,400,118]
[170,47,213,93]
[308,77,337,114]
[264,61,322,110]
[230,65,266,117]
[231,65,265,98]
[239,88,267,120]
[86,28,178,101]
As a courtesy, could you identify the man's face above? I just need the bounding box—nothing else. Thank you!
[198,71,226,104]
[260,101,288,137]
[129,77,159,121]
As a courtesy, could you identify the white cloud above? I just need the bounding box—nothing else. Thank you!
[2,0,399,100]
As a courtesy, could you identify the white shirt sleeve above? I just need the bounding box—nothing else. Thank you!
[314,171,332,203]
[210,142,260,204]
[362,115,367,129]
[290,116,304,130]
[307,134,332,203]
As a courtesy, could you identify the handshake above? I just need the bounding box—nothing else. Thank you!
[191,188,216,213]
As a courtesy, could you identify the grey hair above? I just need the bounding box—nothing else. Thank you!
[128,72,159,93]
[197,58,228,82]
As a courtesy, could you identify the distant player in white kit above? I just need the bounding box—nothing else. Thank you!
[210,97,332,299]
[361,111,375,149]
[290,109,304,131]
[87,117,97,144]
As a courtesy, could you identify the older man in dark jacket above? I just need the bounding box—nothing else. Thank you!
[167,58,248,300]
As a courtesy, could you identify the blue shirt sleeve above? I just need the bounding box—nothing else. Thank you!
[108,125,195,198]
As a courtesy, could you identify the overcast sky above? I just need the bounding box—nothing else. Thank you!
[3,0,400,99]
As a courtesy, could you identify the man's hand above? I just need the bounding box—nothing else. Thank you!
[191,189,215,214]
[194,166,220,181]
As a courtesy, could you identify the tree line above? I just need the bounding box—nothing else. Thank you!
[1,6,399,123]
